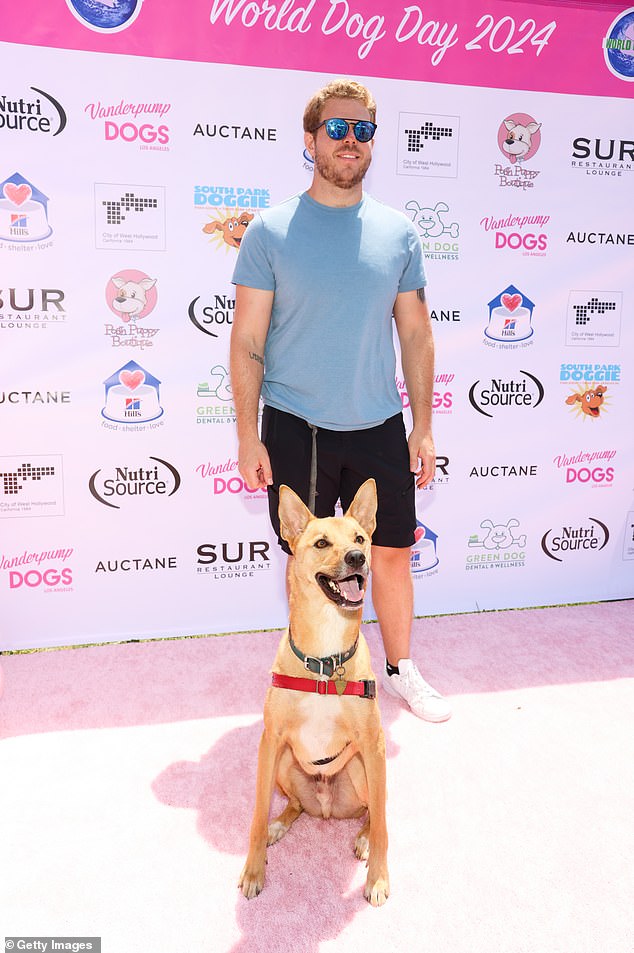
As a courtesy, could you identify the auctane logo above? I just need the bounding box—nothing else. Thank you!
[89,456,180,509]
[541,517,609,561]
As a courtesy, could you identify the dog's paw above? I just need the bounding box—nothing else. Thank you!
[354,830,369,861]
[238,863,265,900]
[267,820,288,845]
[364,875,390,907]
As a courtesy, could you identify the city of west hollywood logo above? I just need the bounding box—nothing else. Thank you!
[566,291,622,347]
[0,87,67,136]
[484,285,535,347]
[396,112,459,178]
[95,183,166,251]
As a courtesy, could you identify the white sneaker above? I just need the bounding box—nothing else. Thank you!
[382,659,452,722]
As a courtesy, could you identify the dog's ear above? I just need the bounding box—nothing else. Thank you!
[279,485,313,550]
[346,479,377,539]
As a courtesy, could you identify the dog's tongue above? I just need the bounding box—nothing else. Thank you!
[338,577,364,603]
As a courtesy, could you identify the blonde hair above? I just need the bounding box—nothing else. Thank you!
[303,79,377,132]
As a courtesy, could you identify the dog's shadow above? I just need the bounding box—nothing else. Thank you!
[152,642,404,952]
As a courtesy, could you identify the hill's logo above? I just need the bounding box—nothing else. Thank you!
[484,285,535,347]
[541,518,609,562]
[101,361,163,427]
[0,173,53,247]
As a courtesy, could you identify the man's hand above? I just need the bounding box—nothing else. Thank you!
[408,429,436,489]
[238,435,273,489]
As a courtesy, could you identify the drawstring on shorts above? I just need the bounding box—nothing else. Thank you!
[308,424,318,515]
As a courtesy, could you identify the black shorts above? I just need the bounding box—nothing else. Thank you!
[262,406,416,555]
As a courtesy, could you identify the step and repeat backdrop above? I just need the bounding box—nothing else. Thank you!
[1,1,633,649]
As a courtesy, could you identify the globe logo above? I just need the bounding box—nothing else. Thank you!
[65,0,143,33]
[603,7,634,82]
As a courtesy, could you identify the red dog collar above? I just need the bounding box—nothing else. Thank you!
[271,672,376,699]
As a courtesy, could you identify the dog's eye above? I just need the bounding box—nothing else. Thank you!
[355,535,365,544]
[314,538,330,549]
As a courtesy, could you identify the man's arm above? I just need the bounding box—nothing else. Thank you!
[229,284,275,488]
[393,287,436,489]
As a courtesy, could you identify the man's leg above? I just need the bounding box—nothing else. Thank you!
[372,544,451,723]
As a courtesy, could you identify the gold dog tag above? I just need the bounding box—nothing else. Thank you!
[335,679,347,695]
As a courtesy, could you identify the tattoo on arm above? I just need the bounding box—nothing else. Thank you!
[249,352,264,367]
[417,287,426,304]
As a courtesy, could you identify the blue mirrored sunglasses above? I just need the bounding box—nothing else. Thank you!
[312,117,377,143]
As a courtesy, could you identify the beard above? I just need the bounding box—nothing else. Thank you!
[313,146,372,190]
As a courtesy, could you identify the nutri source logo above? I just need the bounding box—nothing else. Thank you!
[0,287,66,329]
[469,371,544,418]
[495,112,542,189]
[541,518,609,562]
[0,455,64,518]
[396,113,459,178]
[603,7,634,82]
[85,99,170,150]
[95,183,166,251]
[189,292,234,338]
[480,212,548,255]
[0,87,67,136]
[405,200,459,260]
[3,546,73,593]
[89,456,180,509]
[484,285,535,347]
[66,0,144,33]
[0,172,53,248]
[566,291,622,347]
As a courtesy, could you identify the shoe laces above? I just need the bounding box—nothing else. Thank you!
[399,664,438,701]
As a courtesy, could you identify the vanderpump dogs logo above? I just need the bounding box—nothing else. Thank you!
[196,539,272,580]
[85,99,171,151]
[95,183,166,251]
[101,360,164,429]
[410,521,439,576]
[196,365,236,424]
[553,449,616,488]
[603,7,634,82]
[494,112,542,189]
[104,269,159,351]
[0,455,64,518]
[480,212,549,256]
[66,0,144,33]
[3,546,74,593]
[0,286,66,329]
[484,285,535,348]
[396,372,454,416]
[469,371,544,419]
[396,113,459,178]
[571,136,634,177]
[0,87,67,136]
[566,292,622,347]
[541,517,609,562]
[405,200,460,260]
[196,183,269,251]
[89,456,180,509]
[196,458,267,501]
[189,292,234,338]
[466,518,527,571]
[0,173,53,249]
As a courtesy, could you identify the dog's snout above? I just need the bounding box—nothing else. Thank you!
[345,549,366,570]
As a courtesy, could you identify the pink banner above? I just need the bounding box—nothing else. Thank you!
[2,0,634,97]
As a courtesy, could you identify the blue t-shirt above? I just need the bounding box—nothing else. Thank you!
[231,191,426,430]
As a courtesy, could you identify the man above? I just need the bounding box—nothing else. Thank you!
[229,78,450,722]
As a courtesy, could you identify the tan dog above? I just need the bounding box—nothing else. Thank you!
[238,479,389,906]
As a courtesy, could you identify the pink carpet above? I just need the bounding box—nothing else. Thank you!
[1,601,632,953]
